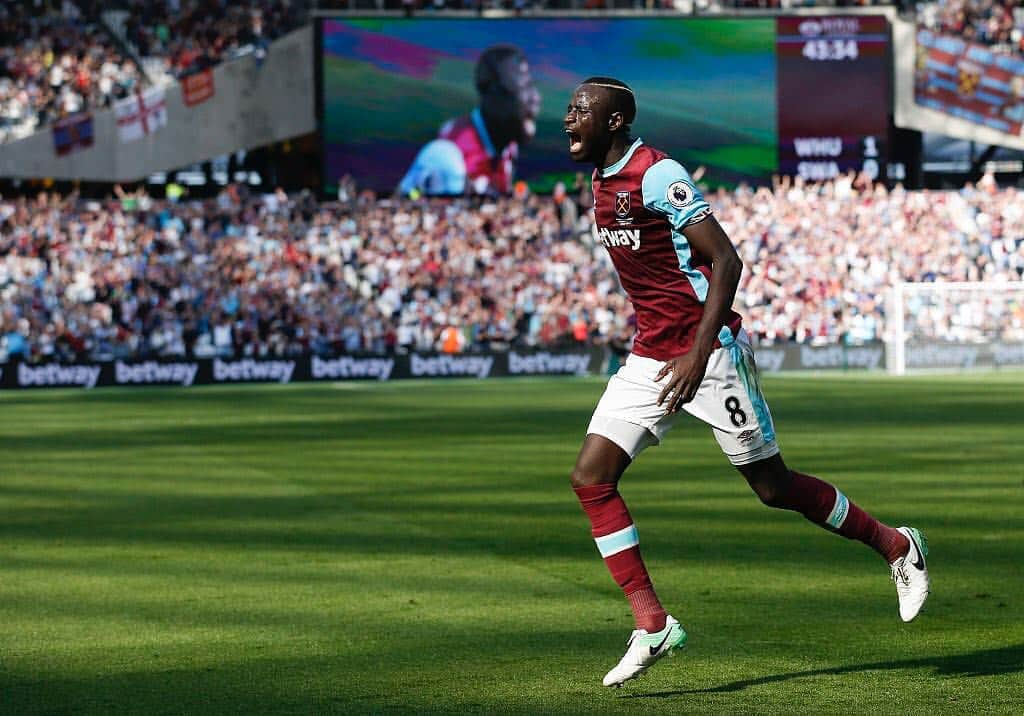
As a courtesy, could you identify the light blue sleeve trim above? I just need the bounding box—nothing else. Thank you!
[668,227,709,302]
[641,159,711,230]
[642,159,712,302]
[398,138,466,195]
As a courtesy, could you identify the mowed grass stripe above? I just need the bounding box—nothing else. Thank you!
[1,375,1022,714]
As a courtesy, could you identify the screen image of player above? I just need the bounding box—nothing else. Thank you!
[320,18,776,195]
[319,17,890,195]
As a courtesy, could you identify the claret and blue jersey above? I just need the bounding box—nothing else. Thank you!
[591,138,742,360]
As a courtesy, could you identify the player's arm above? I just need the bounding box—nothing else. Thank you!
[641,159,742,412]
[679,215,742,358]
[655,215,742,412]
[397,139,466,196]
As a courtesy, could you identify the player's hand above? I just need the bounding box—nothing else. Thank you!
[655,349,711,414]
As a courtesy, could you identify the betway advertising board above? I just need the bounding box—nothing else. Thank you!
[753,342,887,372]
[752,340,1024,371]
[904,342,1024,370]
[4,343,1019,390]
[0,349,603,391]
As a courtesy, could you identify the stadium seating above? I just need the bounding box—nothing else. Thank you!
[2,177,1022,363]
[0,1,142,144]
[114,1,310,81]
[0,1,311,144]
[917,0,1024,57]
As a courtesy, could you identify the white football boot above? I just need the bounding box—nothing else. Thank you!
[602,615,687,687]
[891,526,930,622]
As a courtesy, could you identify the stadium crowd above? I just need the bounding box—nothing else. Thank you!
[918,0,1024,56]
[12,0,1018,150]
[722,173,1024,345]
[2,175,1023,363]
[0,0,310,144]
[118,0,310,79]
[0,1,142,144]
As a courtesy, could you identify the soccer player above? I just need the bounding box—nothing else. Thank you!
[398,45,541,196]
[563,78,930,687]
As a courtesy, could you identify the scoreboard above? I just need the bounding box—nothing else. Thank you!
[777,16,891,182]
[319,16,893,194]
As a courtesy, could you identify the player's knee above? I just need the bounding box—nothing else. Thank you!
[744,470,792,508]
[569,465,613,489]
[739,456,791,508]
[751,480,787,508]
[569,466,596,489]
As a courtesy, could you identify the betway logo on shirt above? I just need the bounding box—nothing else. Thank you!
[597,227,641,251]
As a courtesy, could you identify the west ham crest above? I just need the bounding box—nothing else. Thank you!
[615,191,630,218]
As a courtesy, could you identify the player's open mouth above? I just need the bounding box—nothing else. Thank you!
[566,130,583,154]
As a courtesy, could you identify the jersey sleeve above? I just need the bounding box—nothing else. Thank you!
[398,139,466,196]
[640,159,712,230]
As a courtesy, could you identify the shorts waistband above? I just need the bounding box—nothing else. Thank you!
[718,325,736,348]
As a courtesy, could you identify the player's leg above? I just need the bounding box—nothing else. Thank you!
[570,430,665,633]
[571,428,686,687]
[680,329,909,560]
[737,454,929,621]
[682,329,929,621]
[737,453,908,562]
[574,357,687,686]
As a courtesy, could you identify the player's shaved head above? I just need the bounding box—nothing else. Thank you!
[475,44,541,146]
[566,77,637,165]
[581,76,636,126]
[476,45,525,95]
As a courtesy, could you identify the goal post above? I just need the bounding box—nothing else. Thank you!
[886,281,1024,375]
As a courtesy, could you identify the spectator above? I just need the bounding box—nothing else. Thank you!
[119,1,310,80]
[0,1,142,143]
[919,0,1024,57]
[1,177,1023,366]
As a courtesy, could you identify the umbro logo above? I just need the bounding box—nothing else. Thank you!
[737,429,758,445]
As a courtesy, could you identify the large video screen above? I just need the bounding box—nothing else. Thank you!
[915,30,1024,138]
[320,17,889,195]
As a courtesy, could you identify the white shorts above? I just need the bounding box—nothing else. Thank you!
[587,329,779,466]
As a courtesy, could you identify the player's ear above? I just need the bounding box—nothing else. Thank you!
[608,112,624,133]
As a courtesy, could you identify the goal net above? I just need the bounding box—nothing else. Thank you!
[886,282,1024,375]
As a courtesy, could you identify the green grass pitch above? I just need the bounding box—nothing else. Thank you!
[2,374,1023,714]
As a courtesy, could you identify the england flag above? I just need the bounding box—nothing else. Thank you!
[115,86,168,143]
